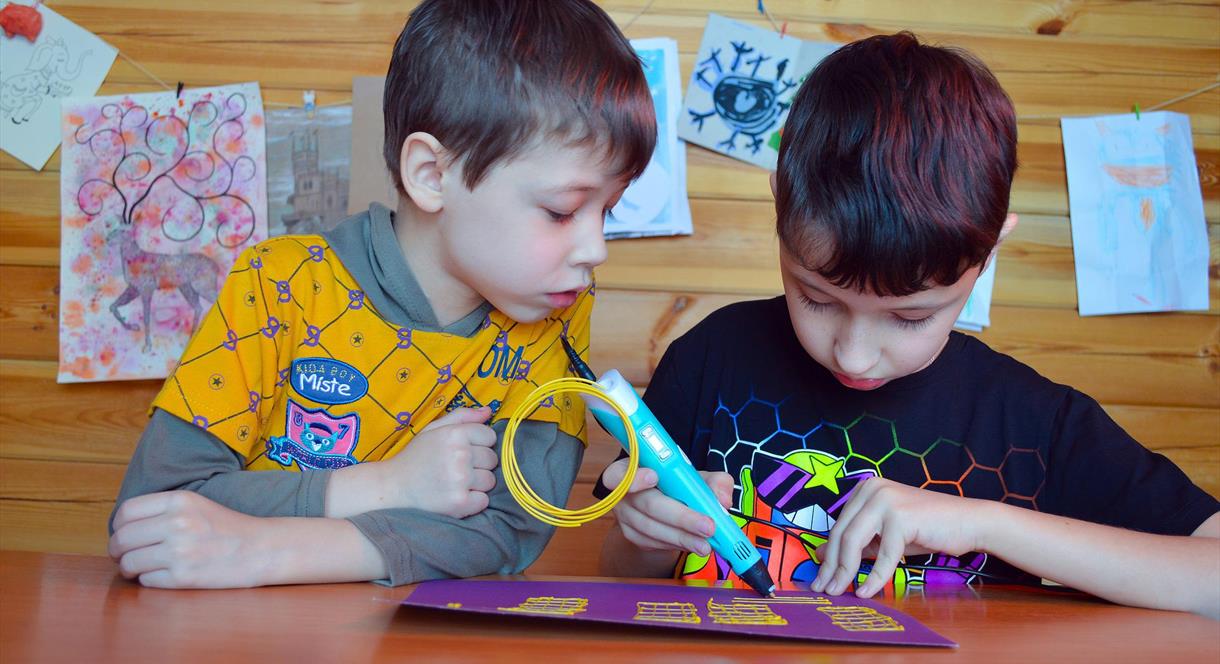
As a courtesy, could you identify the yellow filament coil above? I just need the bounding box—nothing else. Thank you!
[501,377,638,527]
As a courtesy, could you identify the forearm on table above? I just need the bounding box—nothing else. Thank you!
[975,500,1220,615]
[248,516,387,585]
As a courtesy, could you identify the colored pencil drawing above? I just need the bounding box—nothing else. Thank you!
[1062,112,1209,316]
[1,36,89,124]
[58,83,268,383]
[266,106,352,236]
[0,3,115,169]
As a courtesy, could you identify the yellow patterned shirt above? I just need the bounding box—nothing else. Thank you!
[152,235,590,470]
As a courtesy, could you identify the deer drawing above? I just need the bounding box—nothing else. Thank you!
[107,225,221,351]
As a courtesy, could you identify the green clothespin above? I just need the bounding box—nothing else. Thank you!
[1132,103,1141,120]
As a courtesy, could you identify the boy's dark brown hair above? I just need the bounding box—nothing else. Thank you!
[383,0,656,192]
[776,32,1018,296]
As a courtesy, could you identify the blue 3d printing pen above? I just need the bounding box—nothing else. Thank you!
[561,337,777,597]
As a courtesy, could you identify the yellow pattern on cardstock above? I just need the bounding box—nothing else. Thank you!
[634,601,701,624]
[818,606,905,632]
[497,596,588,616]
[733,595,831,605]
[707,598,787,625]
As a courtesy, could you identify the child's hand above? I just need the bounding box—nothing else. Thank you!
[600,458,734,556]
[109,491,265,588]
[374,405,498,518]
[811,477,983,598]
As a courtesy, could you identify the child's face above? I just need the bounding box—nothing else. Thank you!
[439,143,628,323]
[779,248,982,391]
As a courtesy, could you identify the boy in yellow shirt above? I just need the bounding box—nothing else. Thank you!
[108,0,656,588]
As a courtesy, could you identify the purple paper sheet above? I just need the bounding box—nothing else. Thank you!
[402,579,955,648]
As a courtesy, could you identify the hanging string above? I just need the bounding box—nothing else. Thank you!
[116,50,351,109]
[755,0,782,33]
[619,0,658,32]
[1014,79,1220,123]
[97,3,1220,121]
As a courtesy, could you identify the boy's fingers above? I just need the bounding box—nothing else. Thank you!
[602,459,656,492]
[858,527,904,598]
[108,515,170,559]
[830,478,875,534]
[828,505,882,595]
[117,545,169,580]
[471,446,499,470]
[423,406,490,432]
[459,490,490,517]
[470,468,496,493]
[813,528,845,593]
[619,521,687,554]
[111,492,173,531]
[461,424,498,447]
[633,490,715,539]
[617,506,710,556]
[701,471,734,507]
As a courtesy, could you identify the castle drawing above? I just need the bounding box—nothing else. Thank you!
[282,129,349,234]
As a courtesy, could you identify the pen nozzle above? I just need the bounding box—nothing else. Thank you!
[560,335,597,381]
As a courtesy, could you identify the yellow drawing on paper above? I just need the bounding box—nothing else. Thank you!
[818,606,905,632]
[634,601,702,624]
[498,596,588,616]
[732,595,831,605]
[707,598,787,626]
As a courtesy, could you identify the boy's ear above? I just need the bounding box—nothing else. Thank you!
[997,213,1019,243]
[398,132,447,213]
[769,171,778,198]
[982,213,1020,272]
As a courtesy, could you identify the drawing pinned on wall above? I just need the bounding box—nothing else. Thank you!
[954,256,998,332]
[604,38,692,239]
[404,579,955,647]
[266,105,352,236]
[1062,112,1209,316]
[347,76,398,214]
[58,83,268,383]
[0,2,116,169]
[678,14,838,170]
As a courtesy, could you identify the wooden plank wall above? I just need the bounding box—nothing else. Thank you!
[0,1,1217,577]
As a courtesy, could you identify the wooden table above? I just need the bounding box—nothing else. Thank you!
[1,551,1216,662]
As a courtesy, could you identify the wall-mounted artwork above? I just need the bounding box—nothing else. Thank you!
[266,105,352,236]
[1062,112,1209,316]
[678,14,837,170]
[604,38,691,239]
[58,83,268,382]
[0,2,116,169]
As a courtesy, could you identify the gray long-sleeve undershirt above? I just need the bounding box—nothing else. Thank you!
[109,204,585,585]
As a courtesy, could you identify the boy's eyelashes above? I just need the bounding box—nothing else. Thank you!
[543,205,617,223]
[796,292,833,312]
[796,292,937,330]
[893,313,935,330]
[544,208,576,223]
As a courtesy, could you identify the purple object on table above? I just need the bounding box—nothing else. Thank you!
[402,579,956,648]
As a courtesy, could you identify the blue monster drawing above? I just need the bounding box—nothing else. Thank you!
[688,41,797,154]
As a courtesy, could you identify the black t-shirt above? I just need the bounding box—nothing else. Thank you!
[604,296,1217,591]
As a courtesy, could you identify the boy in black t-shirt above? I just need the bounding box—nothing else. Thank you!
[597,33,1219,615]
